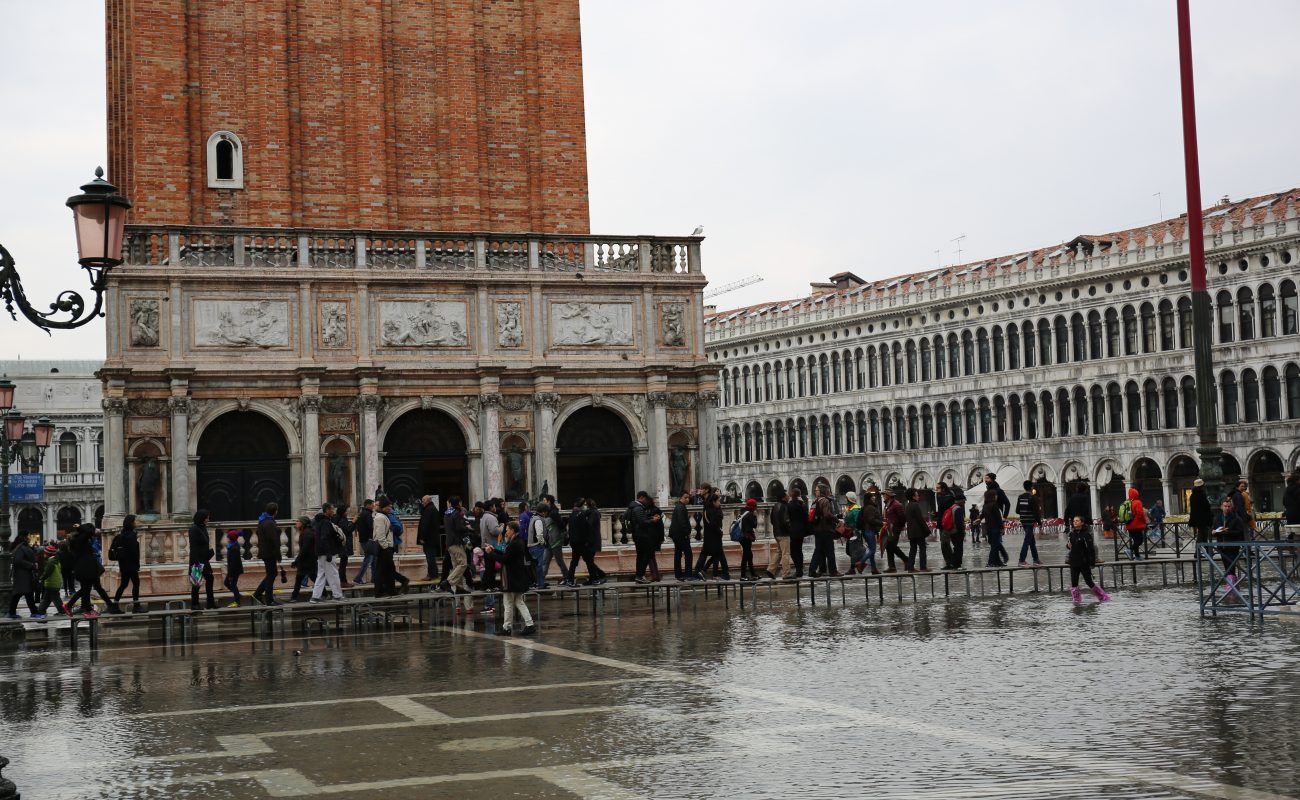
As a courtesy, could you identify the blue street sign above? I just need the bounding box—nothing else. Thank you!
[3,473,44,502]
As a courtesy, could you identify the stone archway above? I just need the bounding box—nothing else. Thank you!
[745,481,764,501]
[1248,449,1286,513]
[1131,457,1163,512]
[766,479,786,501]
[382,408,469,511]
[1168,454,1199,514]
[16,507,43,537]
[197,411,292,522]
[555,406,634,508]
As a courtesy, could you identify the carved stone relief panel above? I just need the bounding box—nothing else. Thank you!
[550,302,633,346]
[496,301,524,348]
[666,409,697,428]
[319,300,350,349]
[660,302,686,347]
[321,414,357,435]
[500,412,531,430]
[129,298,161,347]
[377,299,469,347]
[193,299,291,348]
[127,417,168,437]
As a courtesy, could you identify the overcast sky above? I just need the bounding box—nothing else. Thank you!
[3,0,1298,360]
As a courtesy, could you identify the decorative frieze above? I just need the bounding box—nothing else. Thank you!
[193,299,290,348]
[551,302,633,346]
[378,300,468,347]
[129,299,160,347]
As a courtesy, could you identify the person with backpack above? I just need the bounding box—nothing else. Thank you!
[808,483,840,578]
[223,530,245,607]
[693,494,729,581]
[736,498,759,581]
[881,486,910,573]
[851,491,882,574]
[289,515,317,602]
[669,492,695,581]
[936,482,958,570]
[187,510,217,610]
[1119,488,1147,560]
[627,491,663,584]
[253,503,282,606]
[527,503,556,588]
[110,515,142,613]
[786,487,809,579]
[764,490,792,579]
[310,503,345,603]
[1015,481,1044,567]
[1066,515,1109,603]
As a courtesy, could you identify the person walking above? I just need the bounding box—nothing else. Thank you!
[1283,470,1300,540]
[110,515,142,613]
[628,492,664,584]
[352,499,376,585]
[881,486,910,572]
[936,482,958,570]
[289,516,316,602]
[1188,479,1213,543]
[1015,481,1044,567]
[1063,484,1092,529]
[566,498,608,585]
[527,503,558,589]
[765,490,792,579]
[904,488,930,572]
[416,494,441,581]
[982,490,1007,567]
[253,503,282,606]
[36,543,69,616]
[384,500,411,595]
[310,504,345,603]
[187,510,217,610]
[808,484,840,577]
[693,494,730,580]
[6,533,42,620]
[737,498,759,580]
[983,473,1011,517]
[1120,488,1147,560]
[968,503,983,545]
[223,530,245,607]
[69,524,121,616]
[1148,499,1166,547]
[372,499,397,597]
[786,487,809,579]
[443,497,475,614]
[669,493,695,581]
[336,504,355,589]
[847,492,881,574]
[1066,515,1109,603]
[483,521,536,636]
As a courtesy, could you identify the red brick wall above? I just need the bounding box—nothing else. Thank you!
[106,0,590,234]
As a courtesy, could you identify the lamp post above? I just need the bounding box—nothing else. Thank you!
[1,168,132,332]
[0,382,56,616]
[1175,0,1224,502]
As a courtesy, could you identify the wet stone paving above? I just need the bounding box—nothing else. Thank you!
[2,546,1299,799]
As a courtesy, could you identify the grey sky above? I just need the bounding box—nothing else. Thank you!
[3,1,1299,359]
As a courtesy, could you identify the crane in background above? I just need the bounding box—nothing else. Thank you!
[703,274,763,300]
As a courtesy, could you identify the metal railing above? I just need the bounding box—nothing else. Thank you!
[1196,540,1300,618]
[1111,519,1292,562]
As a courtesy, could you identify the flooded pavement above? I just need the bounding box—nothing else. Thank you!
[2,583,1298,799]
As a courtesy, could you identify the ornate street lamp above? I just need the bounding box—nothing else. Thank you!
[1,379,56,620]
[1,168,132,332]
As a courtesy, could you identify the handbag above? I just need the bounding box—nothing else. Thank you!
[189,563,204,586]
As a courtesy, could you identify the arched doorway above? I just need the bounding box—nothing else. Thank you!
[382,409,469,511]
[555,407,633,508]
[1169,455,1199,513]
[1221,453,1243,487]
[56,506,82,534]
[197,411,291,522]
[1098,461,1126,514]
[766,479,786,501]
[745,481,763,501]
[835,475,857,500]
[1132,458,1163,511]
[16,507,42,537]
[789,478,808,499]
[1248,450,1286,513]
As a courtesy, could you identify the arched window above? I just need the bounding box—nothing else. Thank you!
[881,410,893,451]
[866,347,877,388]
[743,423,753,462]
[843,350,854,392]
[855,348,865,389]
[206,131,245,188]
[1287,365,1300,419]
[1282,280,1299,335]
[822,414,832,454]
[828,354,839,393]
[856,411,868,452]
[1040,390,1054,437]
[1054,316,1069,364]
[1158,300,1175,351]
[1263,366,1282,421]
[1087,311,1103,359]
[935,404,947,447]
[720,370,731,407]
[949,400,961,445]
[1140,303,1156,353]
[773,362,783,401]
[1161,377,1179,429]
[992,325,1005,371]
[1071,314,1086,362]
[763,364,773,401]
[1181,376,1198,428]
[807,417,818,457]
[869,410,880,452]
[1260,285,1277,338]
[1221,370,1239,424]
[1177,297,1193,347]
[893,343,904,386]
[994,396,1007,441]
[843,414,854,455]
[907,406,919,449]
[894,408,906,450]
[1090,385,1105,435]
[1125,381,1141,431]
[1216,290,1234,343]
[1024,392,1038,439]
[765,421,775,459]
[1105,308,1120,356]
[1009,394,1023,440]
[1122,306,1138,355]
[1007,324,1020,369]
[1056,388,1071,436]
[58,431,78,473]
[1037,319,1052,366]
[920,339,932,381]
[933,336,946,380]
[797,359,807,397]
[905,340,918,383]
[722,428,732,463]
[1242,369,1260,423]
[962,331,975,376]
[978,399,992,444]
[963,399,977,444]
[880,346,891,386]
[976,329,990,374]
[775,420,785,459]
[1238,287,1256,341]
[797,419,807,457]
[1107,383,1123,433]
[785,359,795,398]
[1022,321,1036,368]
[832,414,843,455]
[811,355,823,395]
[948,332,961,376]
[1073,387,1088,435]
[95,430,104,473]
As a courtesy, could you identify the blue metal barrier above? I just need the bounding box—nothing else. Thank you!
[1196,541,1300,618]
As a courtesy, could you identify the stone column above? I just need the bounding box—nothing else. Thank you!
[1161,478,1173,515]
[696,391,719,487]
[1088,481,1101,525]
[1055,482,1067,521]
[300,395,322,512]
[168,397,192,520]
[647,391,671,506]
[480,393,502,499]
[102,398,128,524]
[533,393,560,497]
[359,395,381,500]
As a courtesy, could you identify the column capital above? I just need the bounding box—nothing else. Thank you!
[358,394,383,412]
[299,395,323,413]
[646,391,672,408]
[167,396,193,415]
[480,392,503,408]
[534,392,562,411]
[102,397,128,416]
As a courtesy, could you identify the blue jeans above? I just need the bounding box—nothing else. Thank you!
[529,544,549,586]
[855,531,878,570]
[353,552,375,583]
[986,529,1007,566]
[1018,523,1039,563]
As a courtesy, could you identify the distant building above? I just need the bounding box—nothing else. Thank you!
[0,361,105,539]
[706,190,1300,518]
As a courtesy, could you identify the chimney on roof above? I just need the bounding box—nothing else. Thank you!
[1219,195,1230,205]
[827,271,867,289]
[810,282,836,294]
[704,305,717,315]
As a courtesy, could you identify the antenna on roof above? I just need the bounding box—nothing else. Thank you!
[934,249,941,268]
[951,234,966,264]
[1153,191,1163,221]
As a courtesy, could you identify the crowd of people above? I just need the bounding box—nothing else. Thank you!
[6,471,1299,621]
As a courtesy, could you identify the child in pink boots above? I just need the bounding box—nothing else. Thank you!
[1067,515,1110,604]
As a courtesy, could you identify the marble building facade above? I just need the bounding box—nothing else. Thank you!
[707,190,1300,519]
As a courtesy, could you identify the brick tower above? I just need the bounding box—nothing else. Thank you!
[106,0,590,233]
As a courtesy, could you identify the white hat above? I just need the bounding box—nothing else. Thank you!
[845,491,859,504]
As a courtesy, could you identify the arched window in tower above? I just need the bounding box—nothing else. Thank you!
[992,325,1005,371]
[1144,379,1160,431]
[1105,308,1120,356]
[1158,300,1175,351]
[1260,284,1277,338]
[1286,365,1300,419]
[1124,380,1141,432]
[1238,287,1256,341]
[905,340,918,383]
[1056,388,1071,436]
[1181,376,1198,428]
[1090,385,1105,435]
[962,331,975,376]
[206,131,245,188]
[1007,324,1020,369]
[1009,394,1023,440]
[935,404,948,447]
[1220,370,1238,424]
[1162,377,1179,429]
[1070,314,1085,362]
[921,404,933,448]
[1073,387,1088,435]
[1024,392,1038,439]
[1037,319,1052,366]
[920,339,932,381]
[1053,315,1068,364]
[1263,366,1281,421]
[1282,280,1299,335]
[1040,390,1054,437]
[1140,303,1156,353]
[1241,369,1260,423]
[1121,306,1138,355]
[1177,297,1193,347]
[1216,291,1234,343]
[1088,310,1103,358]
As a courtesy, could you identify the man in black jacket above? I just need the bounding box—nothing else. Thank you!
[416,495,441,582]
[252,502,282,606]
[984,473,1011,517]
[1284,470,1300,541]
[787,487,808,578]
[628,491,663,584]
[566,498,607,585]
[352,499,376,584]
[310,503,345,603]
[669,493,694,581]
[764,491,791,579]
[1015,481,1043,567]
[1063,485,1092,528]
[188,509,216,610]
